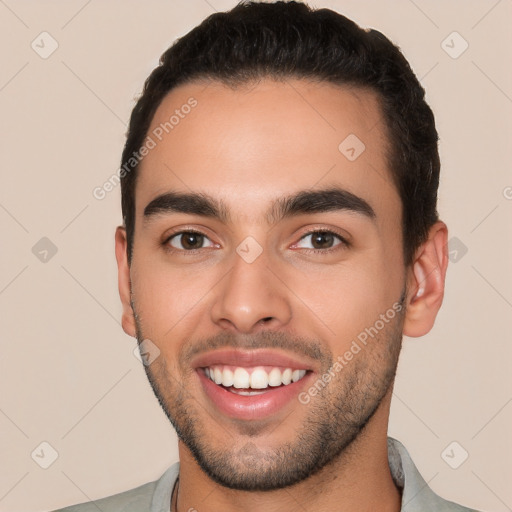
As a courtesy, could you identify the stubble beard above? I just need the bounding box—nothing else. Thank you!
[133,297,405,491]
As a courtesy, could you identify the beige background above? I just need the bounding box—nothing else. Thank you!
[1,1,511,511]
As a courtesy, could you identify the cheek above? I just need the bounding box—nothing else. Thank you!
[130,259,217,340]
[289,259,403,348]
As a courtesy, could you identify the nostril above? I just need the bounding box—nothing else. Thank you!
[260,317,273,324]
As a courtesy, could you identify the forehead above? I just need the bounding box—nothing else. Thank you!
[136,78,399,222]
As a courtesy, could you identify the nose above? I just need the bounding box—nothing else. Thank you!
[210,247,293,333]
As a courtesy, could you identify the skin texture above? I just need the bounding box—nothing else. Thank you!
[115,79,449,512]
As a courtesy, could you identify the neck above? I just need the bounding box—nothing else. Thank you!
[174,393,401,512]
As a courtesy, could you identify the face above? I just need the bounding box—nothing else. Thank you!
[119,79,409,490]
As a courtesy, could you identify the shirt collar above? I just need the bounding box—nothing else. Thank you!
[149,437,468,511]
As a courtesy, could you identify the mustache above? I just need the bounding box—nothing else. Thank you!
[178,289,407,366]
[134,289,407,370]
[179,330,333,368]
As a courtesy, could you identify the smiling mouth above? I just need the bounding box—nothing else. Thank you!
[191,348,316,419]
[202,365,308,395]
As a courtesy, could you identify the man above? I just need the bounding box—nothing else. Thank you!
[55,1,481,511]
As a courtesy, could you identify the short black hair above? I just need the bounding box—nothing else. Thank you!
[120,0,440,266]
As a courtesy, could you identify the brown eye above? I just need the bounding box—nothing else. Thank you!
[295,231,345,250]
[168,231,213,250]
[311,232,335,249]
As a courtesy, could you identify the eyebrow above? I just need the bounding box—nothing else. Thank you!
[143,192,230,223]
[269,188,375,223]
[143,187,376,225]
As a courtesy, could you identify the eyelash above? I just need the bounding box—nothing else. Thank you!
[163,228,350,255]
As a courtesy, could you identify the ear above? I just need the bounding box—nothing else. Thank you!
[115,226,136,338]
[403,221,449,338]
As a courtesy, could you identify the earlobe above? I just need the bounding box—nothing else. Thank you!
[114,226,137,338]
[403,221,449,338]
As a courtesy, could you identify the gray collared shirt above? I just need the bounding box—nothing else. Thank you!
[54,438,480,512]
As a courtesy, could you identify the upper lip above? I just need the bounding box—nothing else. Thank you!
[191,349,316,372]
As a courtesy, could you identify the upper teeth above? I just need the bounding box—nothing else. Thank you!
[204,366,307,389]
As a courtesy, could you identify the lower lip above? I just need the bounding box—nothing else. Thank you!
[197,369,312,421]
